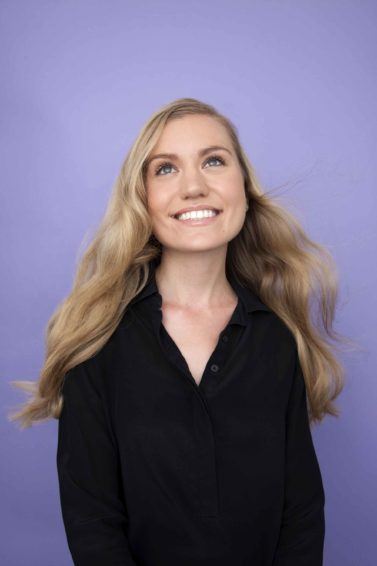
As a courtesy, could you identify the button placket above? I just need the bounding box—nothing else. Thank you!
[193,408,219,518]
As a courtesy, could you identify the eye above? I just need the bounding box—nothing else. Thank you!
[154,154,226,176]
[154,161,175,176]
[204,155,225,168]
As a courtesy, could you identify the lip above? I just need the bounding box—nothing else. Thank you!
[170,205,222,218]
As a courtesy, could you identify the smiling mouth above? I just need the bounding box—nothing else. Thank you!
[172,210,222,225]
[172,209,222,220]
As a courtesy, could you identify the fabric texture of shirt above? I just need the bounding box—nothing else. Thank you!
[57,257,326,565]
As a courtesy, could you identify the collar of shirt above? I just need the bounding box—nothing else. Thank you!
[127,258,271,328]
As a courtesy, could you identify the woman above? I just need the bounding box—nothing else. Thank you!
[9,97,351,565]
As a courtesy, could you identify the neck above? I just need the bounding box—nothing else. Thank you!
[154,248,237,311]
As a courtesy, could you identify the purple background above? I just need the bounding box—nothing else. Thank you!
[1,1,376,564]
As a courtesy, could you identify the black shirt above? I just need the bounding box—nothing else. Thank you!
[57,259,325,565]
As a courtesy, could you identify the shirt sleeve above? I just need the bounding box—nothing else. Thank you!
[272,348,326,566]
[56,361,138,566]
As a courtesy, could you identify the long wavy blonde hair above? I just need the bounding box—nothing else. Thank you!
[8,96,357,429]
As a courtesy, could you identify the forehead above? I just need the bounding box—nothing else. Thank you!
[152,114,231,152]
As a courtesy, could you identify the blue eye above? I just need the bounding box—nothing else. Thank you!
[206,155,225,167]
[155,162,174,176]
[154,154,225,176]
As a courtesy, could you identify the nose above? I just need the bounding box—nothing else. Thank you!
[179,165,210,199]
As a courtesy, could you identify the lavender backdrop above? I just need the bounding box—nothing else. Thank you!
[1,1,375,565]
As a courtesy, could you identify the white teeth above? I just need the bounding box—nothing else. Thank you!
[176,209,218,221]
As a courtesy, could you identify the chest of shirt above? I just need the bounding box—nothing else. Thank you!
[94,307,295,519]
[102,309,294,451]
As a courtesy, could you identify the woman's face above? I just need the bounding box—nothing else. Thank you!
[145,114,247,253]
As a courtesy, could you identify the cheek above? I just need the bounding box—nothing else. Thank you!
[147,194,174,237]
[218,170,245,200]
[147,188,167,216]
[221,190,246,213]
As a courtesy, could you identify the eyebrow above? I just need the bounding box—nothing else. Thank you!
[146,145,232,166]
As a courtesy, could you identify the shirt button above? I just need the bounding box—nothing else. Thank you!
[222,335,229,342]
[210,364,219,373]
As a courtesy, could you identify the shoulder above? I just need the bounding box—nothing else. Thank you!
[253,308,296,346]
[63,314,138,399]
[251,309,297,371]
[63,357,102,399]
